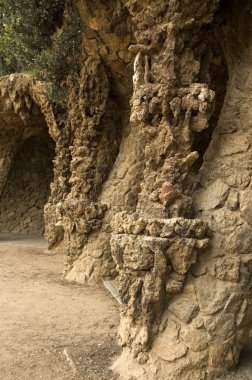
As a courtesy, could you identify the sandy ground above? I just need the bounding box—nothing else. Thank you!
[0,235,120,380]
[0,234,251,380]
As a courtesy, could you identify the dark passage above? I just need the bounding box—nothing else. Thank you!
[0,132,55,235]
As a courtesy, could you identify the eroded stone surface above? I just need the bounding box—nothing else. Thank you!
[0,75,56,235]
[110,1,252,380]
[0,1,252,380]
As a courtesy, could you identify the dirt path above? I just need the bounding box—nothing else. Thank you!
[0,235,120,380]
[0,234,251,380]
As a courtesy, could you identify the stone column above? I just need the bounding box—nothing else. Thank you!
[46,56,123,272]
[66,105,147,283]
[111,78,215,372]
[110,1,219,378]
[111,1,252,379]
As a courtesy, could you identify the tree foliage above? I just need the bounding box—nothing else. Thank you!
[0,0,65,74]
[36,6,82,102]
[0,0,82,102]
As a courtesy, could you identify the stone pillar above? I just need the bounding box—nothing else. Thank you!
[45,56,123,272]
[111,1,252,379]
[65,105,147,282]
[111,81,215,376]
[110,1,219,377]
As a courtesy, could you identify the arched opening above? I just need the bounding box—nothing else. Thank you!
[0,113,55,237]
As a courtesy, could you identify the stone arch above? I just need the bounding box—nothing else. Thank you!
[0,74,58,236]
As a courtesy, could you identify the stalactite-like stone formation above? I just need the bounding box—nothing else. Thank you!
[111,213,209,359]
[110,81,216,366]
[46,57,113,269]
[39,1,252,378]
[52,0,137,281]
[1,1,252,379]
[64,0,219,284]
[110,1,252,380]
[44,55,126,274]
[110,0,218,373]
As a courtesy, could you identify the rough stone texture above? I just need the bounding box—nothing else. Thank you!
[64,0,218,283]
[0,136,54,235]
[45,57,122,272]
[111,214,209,362]
[49,0,146,281]
[0,1,252,379]
[0,75,56,235]
[111,1,252,380]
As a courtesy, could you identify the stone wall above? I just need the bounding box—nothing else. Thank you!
[110,1,252,379]
[0,1,252,379]
[0,135,54,235]
[0,75,57,236]
[44,1,138,279]
[30,1,250,378]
